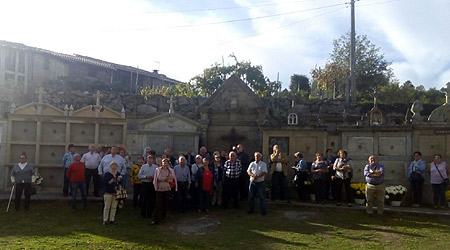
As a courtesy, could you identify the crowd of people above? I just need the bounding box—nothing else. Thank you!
[9,143,450,222]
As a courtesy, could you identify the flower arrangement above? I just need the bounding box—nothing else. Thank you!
[445,190,450,201]
[305,180,314,194]
[385,185,407,201]
[350,183,366,199]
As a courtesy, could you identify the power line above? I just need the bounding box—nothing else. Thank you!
[357,0,403,7]
[106,2,347,32]
[145,0,325,14]
[218,6,348,46]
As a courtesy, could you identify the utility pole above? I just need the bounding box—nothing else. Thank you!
[350,0,357,103]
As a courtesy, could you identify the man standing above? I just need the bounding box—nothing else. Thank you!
[164,148,177,167]
[62,144,76,197]
[138,155,157,218]
[364,155,385,215]
[67,154,87,211]
[236,144,250,200]
[247,152,267,215]
[98,146,126,178]
[184,148,196,167]
[81,144,102,197]
[174,156,191,213]
[270,145,290,202]
[222,151,242,209]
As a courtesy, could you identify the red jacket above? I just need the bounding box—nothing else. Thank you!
[67,162,85,182]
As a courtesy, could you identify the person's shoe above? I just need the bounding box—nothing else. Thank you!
[102,221,107,225]
[347,203,352,207]
[434,206,438,209]
[110,221,117,225]
[412,204,420,208]
[336,202,341,206]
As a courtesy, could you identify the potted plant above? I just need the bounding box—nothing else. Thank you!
[304,180,314,201]
[446,190,450,208]
[385,185,407,206]
[350,183,366,205]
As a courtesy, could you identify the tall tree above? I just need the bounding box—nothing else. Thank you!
[289,74,311,99]
[311,33,394,102]
[190,54,280,97]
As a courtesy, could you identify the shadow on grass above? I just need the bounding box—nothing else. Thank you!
[0,200,449,249]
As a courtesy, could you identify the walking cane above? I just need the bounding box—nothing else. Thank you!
[6,185,15,213]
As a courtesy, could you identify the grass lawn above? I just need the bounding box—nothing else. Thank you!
[0,199,449,250]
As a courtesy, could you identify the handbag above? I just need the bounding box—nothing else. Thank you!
[30,186,37,196]
[115,183,128,200]
[409,171,424,181]
[434,163,449,186]
[167,171,176,189]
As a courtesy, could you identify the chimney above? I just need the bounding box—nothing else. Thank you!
[153,69,159,74]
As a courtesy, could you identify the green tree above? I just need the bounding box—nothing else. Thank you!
[289,74,311,99]
[312,33,394,102]
[190,54,280,97]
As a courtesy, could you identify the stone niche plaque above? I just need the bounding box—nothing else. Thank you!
[293,137,317,157]
[11,121,37,142]
[71,124,95,143]
[37,168,60,188]
[10,145,36,163]
[348,137,373,156]
[126,134,144,155]
[419,135,445,156]
[148,135,172,155]
[40,145,66,164]
[378,137,406,156]
[41,122,66,142]
[381,160,407,184]
[269,137,289,155]
[173,135,196,154]
[99,125,123,145]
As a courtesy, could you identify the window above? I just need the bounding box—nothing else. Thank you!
[288,113,298,125]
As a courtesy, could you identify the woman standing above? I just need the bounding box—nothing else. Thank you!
[427,154,450,209]
[407,151,426,207]
[196,158,214,212]
[292,152,308,203]
[212,152,223,207]
[10,154,35,211]
[333,149,353,207]
[130,156,144,209]
[311,152,328,204]
[152,158,177,224]
[101,161,122,225]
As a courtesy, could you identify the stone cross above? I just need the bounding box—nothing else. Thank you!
[94,90,102,106]
[36,87,45,104]
[167,96,177,114]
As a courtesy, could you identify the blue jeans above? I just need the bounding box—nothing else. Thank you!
[248,181,266,214]
[271,172,290,201]
[71,181,87,209]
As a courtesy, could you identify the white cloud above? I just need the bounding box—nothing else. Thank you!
[0,0,448,90]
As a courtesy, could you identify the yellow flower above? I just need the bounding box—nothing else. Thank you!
[356,191,361,195]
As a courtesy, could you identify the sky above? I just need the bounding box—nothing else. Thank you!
[1,0,449,90]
